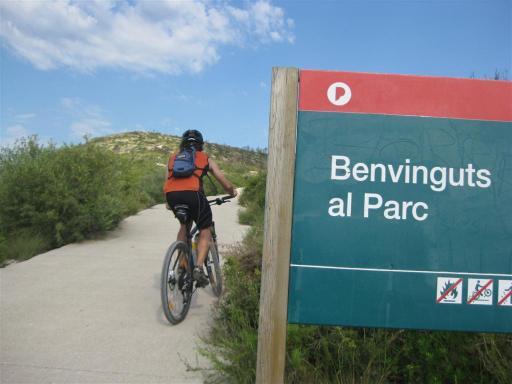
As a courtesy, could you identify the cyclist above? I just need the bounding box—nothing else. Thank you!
[163,129,237,287]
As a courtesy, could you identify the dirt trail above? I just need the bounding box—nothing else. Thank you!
[1,196,247,383]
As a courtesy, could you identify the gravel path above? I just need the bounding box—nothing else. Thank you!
[1,196,247,383]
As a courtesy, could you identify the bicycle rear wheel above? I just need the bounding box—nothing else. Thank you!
[205,242,222,297]
[161,241,192,324]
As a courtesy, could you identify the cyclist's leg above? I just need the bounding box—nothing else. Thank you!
[166,192,191,269]
[177,223,188,268]
[196,227,211,267]
[192,192,213,286]
[195,191,213,266]
[177,223,187,242]
[191,227,211,287]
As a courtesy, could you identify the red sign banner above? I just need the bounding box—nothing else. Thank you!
[299,70,512,122]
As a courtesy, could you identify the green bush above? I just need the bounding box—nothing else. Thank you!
[1,230,52,264]
[140,165,166,204]
[202,173,512,384]
[238,172,266,227]
[0,233,8,266]
[0,137,154,263]
[117,156,166,208]
[200,255,261,384]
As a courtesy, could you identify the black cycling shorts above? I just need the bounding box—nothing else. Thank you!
[166,191,213,230]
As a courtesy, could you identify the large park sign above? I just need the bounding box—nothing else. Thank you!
[289,70,512,332]
[256,68,511,384]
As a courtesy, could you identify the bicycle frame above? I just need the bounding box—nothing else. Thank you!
[187,221,217,271]
[161,194,232,324]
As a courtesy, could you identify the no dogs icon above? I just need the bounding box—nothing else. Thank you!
[498,280,512,306]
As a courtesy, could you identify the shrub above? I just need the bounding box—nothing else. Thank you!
[140,164,166,205]
[0,233,8,266]
[201,255,261,384]
[1,230,51,264]
[0,137,153,262]
[238,172,266,227]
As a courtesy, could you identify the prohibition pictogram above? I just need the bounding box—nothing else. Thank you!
[467,279,493,305]
[498,280,512,306]
[436,277,463,304]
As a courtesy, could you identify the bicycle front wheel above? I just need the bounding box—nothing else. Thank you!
[161,241,192,324]
[206,242,222,297]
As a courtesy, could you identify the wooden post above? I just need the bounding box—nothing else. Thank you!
[256,67,299,384]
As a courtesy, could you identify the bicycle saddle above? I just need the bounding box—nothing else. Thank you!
[173,204,190,224]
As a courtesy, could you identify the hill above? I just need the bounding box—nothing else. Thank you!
[90,131,266,166]
[90,131,266,190]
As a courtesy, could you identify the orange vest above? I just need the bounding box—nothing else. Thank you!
[163,150,209,193]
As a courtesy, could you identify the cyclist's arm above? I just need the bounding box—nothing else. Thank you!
[164,155,171,209]
[165,154,172,180]
[209,159,237,197]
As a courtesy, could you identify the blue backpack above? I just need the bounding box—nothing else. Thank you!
[172,147,196,178]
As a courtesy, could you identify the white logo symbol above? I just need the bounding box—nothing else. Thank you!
[327,82,352,106]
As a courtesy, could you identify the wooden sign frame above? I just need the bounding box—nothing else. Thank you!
[256,67,298,384]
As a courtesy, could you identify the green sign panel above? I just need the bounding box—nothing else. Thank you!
[288,70,512,333]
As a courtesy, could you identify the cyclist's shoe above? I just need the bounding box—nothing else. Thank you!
[193,267,209,288]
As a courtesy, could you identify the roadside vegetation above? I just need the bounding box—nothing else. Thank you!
[0,133,265,266]
[202,172,512,384]
[0,137,160,266]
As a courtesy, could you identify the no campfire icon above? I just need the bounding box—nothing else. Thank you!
[436,277,463,304]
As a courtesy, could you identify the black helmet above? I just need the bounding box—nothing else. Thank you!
[181,129,204,150]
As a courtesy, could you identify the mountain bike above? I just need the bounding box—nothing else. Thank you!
[161,195,231,325]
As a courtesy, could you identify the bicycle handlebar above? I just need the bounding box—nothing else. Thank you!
[208,195,233,205]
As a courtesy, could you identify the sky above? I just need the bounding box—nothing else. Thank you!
[1,0,510,149]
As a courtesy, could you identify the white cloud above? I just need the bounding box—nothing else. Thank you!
[61,97,102,118]
[71,118,112,138]
[1,124,30,146]
[6,124,29,137]
[60,97,112,138]
[0,0,294,74]
[14,113,36,121]
[61,98,78,110]
[160,117,174,128]
[248,1,295,43]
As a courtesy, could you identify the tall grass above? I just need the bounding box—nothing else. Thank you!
[0,137,163,265]
[202,173,512,383]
